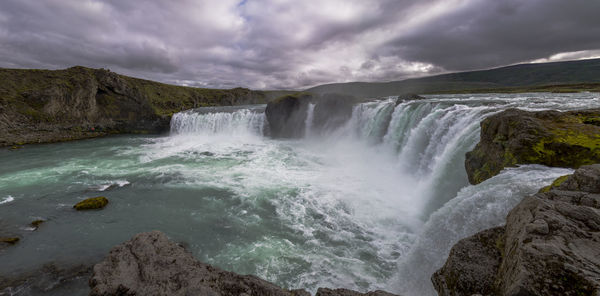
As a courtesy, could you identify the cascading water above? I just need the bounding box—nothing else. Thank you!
[1,92,599,296]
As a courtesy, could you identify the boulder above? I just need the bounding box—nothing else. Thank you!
[465,108,600,184]
[89,231,309,296]
[431,227,504,296]
[73,196,108,210]
[90,231,401,296]
[433,164,600,296]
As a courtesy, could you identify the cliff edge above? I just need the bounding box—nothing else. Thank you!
[0,66,269,146]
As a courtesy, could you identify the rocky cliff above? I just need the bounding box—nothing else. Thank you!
[0,66,270,146]
[433,164,600,296]
[465,108,600,184]
[90,231,399,296]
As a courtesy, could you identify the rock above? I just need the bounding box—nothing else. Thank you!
[465,108,600,184]
[89,231,309,296]
[73,196,108,210]
[265,93,313,138]
[90,231,401,296]
[315,288,400,296]
[265,93,360,138]
[431,227,504,296]
[0,237,20,244]
[396,93,425,102]
[30,219,45,229]
[433,165,600,296]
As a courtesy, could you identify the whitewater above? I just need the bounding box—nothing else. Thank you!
[0,93,598,295]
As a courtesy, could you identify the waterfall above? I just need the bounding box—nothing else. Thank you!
[304,103,315,138]
[164,93,600,295]
[170,107,266,136]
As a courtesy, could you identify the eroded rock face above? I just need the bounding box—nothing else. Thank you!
[465,108,600,184]
[433,164,600,296]
[90,231,401,296]
[431,227,504,296]
[265,93,361,138]
[265,93,313,138]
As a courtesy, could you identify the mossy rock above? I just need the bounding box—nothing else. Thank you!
[466,108,600,184]
[30,219,45,229]
[74,196,109,210]
[539,175,571,193]
[0,237,20,244]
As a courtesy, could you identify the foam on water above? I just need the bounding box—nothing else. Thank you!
[0,195,15,205]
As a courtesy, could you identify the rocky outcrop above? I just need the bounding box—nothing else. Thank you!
[433,164,600,296]
[465,108,600,184]
[73,196,108,210]
[265,93,313,138]
[265,93,361,138]
[90,231,400,296]
[0,66,269,146]
[432,227,504,296]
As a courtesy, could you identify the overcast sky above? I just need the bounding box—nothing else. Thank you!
[1,0,599,90]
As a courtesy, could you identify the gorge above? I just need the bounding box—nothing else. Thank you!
[2,88,600,295]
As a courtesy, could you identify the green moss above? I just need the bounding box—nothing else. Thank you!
[539,174,571,193]
[73,196,109,210]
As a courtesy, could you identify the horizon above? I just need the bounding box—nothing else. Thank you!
[1,1,599,90]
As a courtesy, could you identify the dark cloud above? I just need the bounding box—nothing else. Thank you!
[382,0,600,71]
[0,0,598,89]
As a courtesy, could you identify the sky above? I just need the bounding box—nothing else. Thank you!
[0,0,599,90]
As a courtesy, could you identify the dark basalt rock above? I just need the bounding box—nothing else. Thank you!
[431,227,504,296]
[0,237,20,245]
[433,164,600,296]
[465,108,600,184]
[265,93,313,138]
[90,231,401,296]
[265,93,360,138]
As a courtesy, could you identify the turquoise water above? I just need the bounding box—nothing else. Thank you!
[1,93,598,295]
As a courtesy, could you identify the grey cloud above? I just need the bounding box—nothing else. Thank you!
[382,0,600,71]
[0,0,599,89]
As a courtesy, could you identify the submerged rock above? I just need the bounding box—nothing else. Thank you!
[465,108,600,184]
[90,231,400,296]
[0,237,20,244]
[30,219,45,230]
[433,164,600,295]
[73,196,108,210]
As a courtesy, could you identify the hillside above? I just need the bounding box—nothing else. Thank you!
[307,58,600,97]
[0,66,273,146]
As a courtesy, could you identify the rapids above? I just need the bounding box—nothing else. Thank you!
[0,92,599,295]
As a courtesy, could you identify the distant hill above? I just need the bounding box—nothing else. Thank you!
[306,58,600,97]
